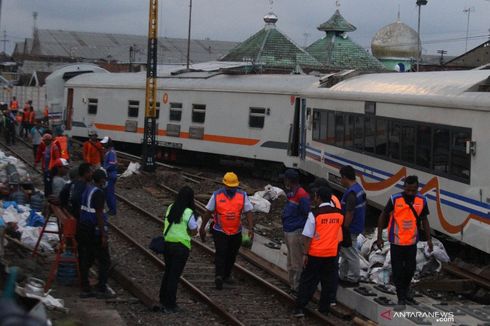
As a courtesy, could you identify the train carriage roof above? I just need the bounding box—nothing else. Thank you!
[65,71,318,95]
[329,70,489,96]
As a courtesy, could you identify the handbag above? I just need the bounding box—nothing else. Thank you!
[149,221,173,254]
[407,201,426,242]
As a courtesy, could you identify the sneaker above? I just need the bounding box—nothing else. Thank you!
[405,296,419,305]
[339,279,359,288]
[79,289,95,298]
[96,286,117,299]
[293,308,305,318]
[394,300,407,311]
[215,276,223,290]
[329,302,337,307]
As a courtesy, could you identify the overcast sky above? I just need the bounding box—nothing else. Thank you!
[2,0,489,56]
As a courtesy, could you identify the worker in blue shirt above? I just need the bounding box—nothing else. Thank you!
[101,136,117,215]
[281,169,311,295]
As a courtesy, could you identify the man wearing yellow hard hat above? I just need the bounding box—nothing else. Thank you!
[199,172,254,290]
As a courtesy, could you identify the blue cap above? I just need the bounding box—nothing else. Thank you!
[284,169,299,180]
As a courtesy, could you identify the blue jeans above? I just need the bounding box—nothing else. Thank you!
[105,176,116,214]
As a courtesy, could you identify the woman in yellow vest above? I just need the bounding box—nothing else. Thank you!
[159,186,198,314]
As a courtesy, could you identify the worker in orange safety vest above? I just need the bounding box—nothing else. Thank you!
[377,175,433,311]
[53,129,70,160]
[294,186,344,318]
[199,172,254,290]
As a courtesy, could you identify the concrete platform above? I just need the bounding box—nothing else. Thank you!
[249,231,488,325]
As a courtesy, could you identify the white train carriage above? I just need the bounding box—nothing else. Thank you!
[299,70,490,253]
[64,71,318,168]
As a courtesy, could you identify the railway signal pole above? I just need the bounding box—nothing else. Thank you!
[142,0,158,172]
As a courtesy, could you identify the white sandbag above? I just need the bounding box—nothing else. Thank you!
[368,250,386,267]
[356,233,367,251]
[360,238,375,258]
[253,185,286,201]
[2,206,25,224]
[120,162,141,178]
[359,254,370,271]
[249,194,271,213]
[20,227,54,253]
[369,267,391,285]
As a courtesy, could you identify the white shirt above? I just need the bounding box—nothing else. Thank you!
[302,201,336,238]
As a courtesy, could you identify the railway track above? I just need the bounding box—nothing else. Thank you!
[2,139,344,325]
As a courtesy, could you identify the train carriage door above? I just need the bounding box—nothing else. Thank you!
[288,97,300,157]
[65,88,74,130]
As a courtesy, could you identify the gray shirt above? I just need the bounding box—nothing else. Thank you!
[52,176,68,198]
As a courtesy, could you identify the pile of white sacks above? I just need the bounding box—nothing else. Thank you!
[356,229,450,285]
[1,204,58,253]
[249,185,286,213]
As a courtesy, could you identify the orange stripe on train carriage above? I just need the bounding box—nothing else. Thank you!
[94,123,259,146]
[358,167,490,234]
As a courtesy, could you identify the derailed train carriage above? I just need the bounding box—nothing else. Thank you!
[48,65,490,254]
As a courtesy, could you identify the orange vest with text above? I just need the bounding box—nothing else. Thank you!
[387,195,424,246]
[54,136,69,160]
[213,189,245,235]
[308,204,344,257]
[10,100,18,110]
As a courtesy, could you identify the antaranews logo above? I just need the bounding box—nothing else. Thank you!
[380,310,455,323]
[380,309,392,320]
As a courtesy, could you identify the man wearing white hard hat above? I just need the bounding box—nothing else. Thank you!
[101,136,117,215]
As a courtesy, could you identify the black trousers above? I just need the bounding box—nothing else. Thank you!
[326,251,340,303]
[43,171,52,196]
[78,225,111,291]
[4,125,15,145]
[159,242,190,308]
[32,144,38,159]
[296,255,336,312]
[390,243,417,301]
[212,230,242,279]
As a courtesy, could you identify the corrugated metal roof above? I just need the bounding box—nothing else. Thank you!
[21,29,237,64]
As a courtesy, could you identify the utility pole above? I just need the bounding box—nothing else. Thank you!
[416,0,428,72]
[463,7,475,52]
[436,49,447,66]
[0,30,8,53]
[142,0,158,172]
[186,0,192,70]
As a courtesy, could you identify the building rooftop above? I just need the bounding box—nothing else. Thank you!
[13,29,238,65]
[220,13,323,72]
[307,10,386,72]
[317,9,356,33]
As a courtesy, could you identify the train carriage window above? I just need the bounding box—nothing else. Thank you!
[319,111,328,143]
[353,115,364,151]
[375,118,388,156]
[450,130,471,179]
[416,125,432,168]
[364,116,375,153]
[312,110,320,141]
[432,127,450,174]
[249,107,266,128]
[128,100,139,118]
[401,125,416,163]
[335,113,344,146]
[326,111,335,144]
[169,103,182,121]
[345,114,354,148]
[87,98,98,115]
[192,104,206,123]
[388,122,401,160]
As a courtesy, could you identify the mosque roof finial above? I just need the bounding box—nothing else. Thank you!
[397,5,401,22]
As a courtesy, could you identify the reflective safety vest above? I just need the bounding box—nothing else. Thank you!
[309,205,344,257]
[10,100,18,110]
[341,182,367,234]
[163,205,193,250]
[387,194,424,246]
[29,111,36,124]
[213,188,245,235]
[80,185,108,231]
[23,110,30,123]
[48,142,61,170]
[43,106,49,118]
[54,136,69,160]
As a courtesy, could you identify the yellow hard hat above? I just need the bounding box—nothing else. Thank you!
[223,172,239,187]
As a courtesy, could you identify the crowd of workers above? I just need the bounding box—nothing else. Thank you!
[1,94,434,316]
[162,166,433,316]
